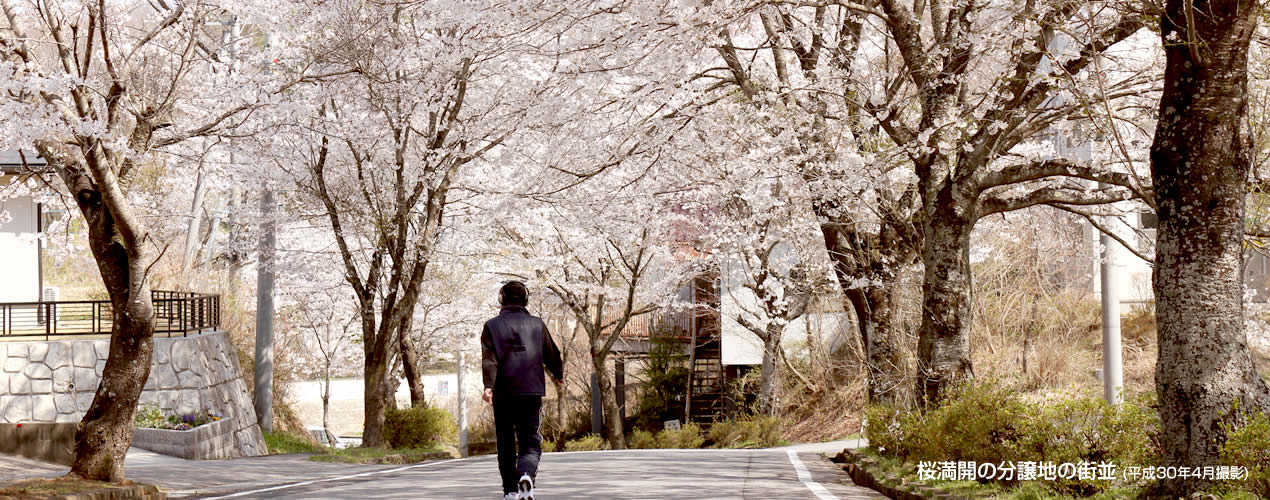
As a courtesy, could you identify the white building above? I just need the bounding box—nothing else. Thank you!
[0,151,45,303]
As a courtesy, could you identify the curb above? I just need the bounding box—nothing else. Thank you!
[833,448,968,500]
[55,484,165,500]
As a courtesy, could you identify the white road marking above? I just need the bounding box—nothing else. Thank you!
[786,450,838,500]
[201,459,461,499]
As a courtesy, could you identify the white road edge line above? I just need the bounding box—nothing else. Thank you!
[786,450,838,500]
[201,459,461,499]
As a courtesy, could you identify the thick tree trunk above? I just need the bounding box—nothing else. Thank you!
[757,325,784,417]
[818,210,914,407]
[65,181,155,482]
[916,199,976,404]
[362,348,390,448]
[592,354,625,449]
[845,287,905,406]
[1151,0,1270,494]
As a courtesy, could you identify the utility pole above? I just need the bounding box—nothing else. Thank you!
[1099,205,1125,405]
[255,184,276,431]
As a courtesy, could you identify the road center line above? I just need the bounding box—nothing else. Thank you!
[201,458,461,499]
[786,450,838,500]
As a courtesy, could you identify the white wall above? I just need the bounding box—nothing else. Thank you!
[0,186,39,303]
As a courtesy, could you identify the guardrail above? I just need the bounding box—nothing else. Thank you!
[0,290,220,340]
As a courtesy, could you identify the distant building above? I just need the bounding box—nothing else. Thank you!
[0,151,46,303]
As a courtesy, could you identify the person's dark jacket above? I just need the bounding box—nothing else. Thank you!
[481,305,564,396]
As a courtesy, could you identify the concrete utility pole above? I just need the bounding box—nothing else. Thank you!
[255,185,276,431]
[457,350,468,457]
[1099,208,1125,405]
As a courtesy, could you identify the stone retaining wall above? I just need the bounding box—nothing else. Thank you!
[0,331,266,458]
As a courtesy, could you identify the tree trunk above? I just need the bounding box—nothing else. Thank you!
[64,178,155,482]
[181,165,207,271]
[818,211,914,407]
[362,348,390,448]
[1151,0,1270,493]
[916,199,976,404]
[592,354,625,449]
[757,323,784,416]
[554,378,566,444]
[322,370,331,433]
[399,315,426,407]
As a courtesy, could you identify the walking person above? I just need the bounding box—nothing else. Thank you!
[482,281,564,500]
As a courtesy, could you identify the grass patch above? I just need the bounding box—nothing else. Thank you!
[0,478,155,499]
[307,445,457,464]
[263,430,328,455]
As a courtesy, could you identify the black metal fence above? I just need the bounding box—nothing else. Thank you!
[0,290,220,339]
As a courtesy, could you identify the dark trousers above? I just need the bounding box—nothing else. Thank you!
[493,394,543,494]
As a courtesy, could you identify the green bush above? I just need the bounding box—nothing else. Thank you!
[632,336,690,430]
[1220,403,1270,499]
[384,405,457,449]
[709,415,783,448]
[563,434,608,451]
[629,429,658,449]
[864,381,1164,496]
[657,423,704,449]
[541,440,558,453]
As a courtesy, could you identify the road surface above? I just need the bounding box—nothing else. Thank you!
[2,441,880,499]
[200,449,879,499]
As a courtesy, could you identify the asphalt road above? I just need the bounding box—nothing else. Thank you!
[2,441,881,499]
[195,449,881,500]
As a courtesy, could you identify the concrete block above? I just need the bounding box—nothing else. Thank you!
[52,366,73,391]
[45,343,70,369]
[32,395,55,421]
[54,412,80,423]
[139,391,158,406]
[0,371,9,394]
[29,379,51,394]
[94,358,105,377]
[23,363,51,380]
[172,341,193,372]
[10,376,30,395]
[93,341,109,360]
[154,365,178,390]
[159,390,179,412]
[27,343,49,363]
[72,343,96,368]
[4,344,27,359]
[153,339,172,365]
[3,355,27,373]
[75,392,95,411]
[5,395,32,422]
[73,367,98,393]
[53,394,76,414]
[178,370,206,390]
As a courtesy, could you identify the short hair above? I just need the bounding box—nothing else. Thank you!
[499,281,529,306]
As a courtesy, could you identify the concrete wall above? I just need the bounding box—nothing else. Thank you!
[133,417,237,460]
[0,422,76,465]
[0,330,266,458]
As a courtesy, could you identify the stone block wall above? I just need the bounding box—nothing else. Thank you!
[0,331,266,458]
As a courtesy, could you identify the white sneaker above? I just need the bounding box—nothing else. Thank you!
[503,493,518,500]
[518,474,534,500]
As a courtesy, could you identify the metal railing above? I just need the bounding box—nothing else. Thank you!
[0,290,220,340]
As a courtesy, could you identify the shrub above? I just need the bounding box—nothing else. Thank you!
[541,440,558,453]
[563,434,608,451]
[709,415,783,448]
[384,405,457,449]
[656,423,704,449]
[629,429,658,449]
[1220,403,1270,499]
[632,335,690,430]
[865,380,1164,496]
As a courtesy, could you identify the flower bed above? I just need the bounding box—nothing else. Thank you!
[132,404,234,460]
